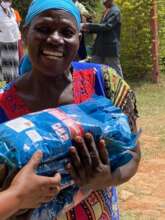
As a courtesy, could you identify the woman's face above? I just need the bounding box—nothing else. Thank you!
[25,9,81,77]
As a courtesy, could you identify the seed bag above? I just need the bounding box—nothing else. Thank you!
[0,95,139,218]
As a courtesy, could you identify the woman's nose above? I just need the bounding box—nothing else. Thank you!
[47,31,64,45]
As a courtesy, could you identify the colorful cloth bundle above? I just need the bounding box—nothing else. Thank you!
[0,95,138,218]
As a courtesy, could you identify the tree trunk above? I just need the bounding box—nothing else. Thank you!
[151,0,160,83]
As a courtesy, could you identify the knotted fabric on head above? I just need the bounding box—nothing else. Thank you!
[25,0,81,29]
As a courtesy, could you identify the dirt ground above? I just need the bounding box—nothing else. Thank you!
[118,117,165,220]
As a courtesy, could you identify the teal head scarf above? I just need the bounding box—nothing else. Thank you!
[25,0,81,29]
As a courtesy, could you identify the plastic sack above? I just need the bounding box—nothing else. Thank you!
[0,95,139,218]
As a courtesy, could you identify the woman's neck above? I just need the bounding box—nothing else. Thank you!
[32,69,71,90]
[15,70,73,111]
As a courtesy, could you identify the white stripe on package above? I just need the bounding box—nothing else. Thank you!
[26,130,43,143]
[6,117,35,132]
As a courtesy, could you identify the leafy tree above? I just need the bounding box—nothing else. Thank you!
[158,0,165,74]
[13,0,31,19]
[114,0,152,79]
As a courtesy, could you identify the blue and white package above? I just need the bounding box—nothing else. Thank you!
[0,95,139,218]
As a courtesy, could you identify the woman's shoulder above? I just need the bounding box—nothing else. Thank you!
[101,65,138,128]
[101,65,130,102]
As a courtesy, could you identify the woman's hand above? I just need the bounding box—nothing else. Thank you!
[67,133,141,191]
[80,23,89,32]
[9,151,61,209]
[67,133,112,191]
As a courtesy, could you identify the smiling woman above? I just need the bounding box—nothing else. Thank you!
[0,0,140,220]
[23,9,81,79]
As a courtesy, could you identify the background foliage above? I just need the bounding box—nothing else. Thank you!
[115,0,152,79]
[13,0,31,19]
[13,0,165,79]
[84,0,165,78]
[158,0,165,74]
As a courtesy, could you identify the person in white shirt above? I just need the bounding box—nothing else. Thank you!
[0,0,20,83]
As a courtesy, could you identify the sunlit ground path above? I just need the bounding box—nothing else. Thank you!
[118,74,165,220]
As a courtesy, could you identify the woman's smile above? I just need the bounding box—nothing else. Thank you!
[42,50,64,60]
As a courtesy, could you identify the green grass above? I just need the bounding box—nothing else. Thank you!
[133,74,165,144]
[129,74,165,117]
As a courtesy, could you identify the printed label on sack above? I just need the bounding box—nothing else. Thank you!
[52,123,69,142]
[6,117,34,133]
[26,130,43,143]
[49,109,84,137]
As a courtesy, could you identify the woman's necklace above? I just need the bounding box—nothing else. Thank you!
[0,5,12,18]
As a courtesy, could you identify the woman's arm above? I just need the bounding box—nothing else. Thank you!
[0,151,61,220]
[104,142,141,186]
[81,10,120,33]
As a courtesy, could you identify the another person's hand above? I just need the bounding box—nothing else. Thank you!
[67,133,112,191]
[80,23,89,32]
[9,151,61,209]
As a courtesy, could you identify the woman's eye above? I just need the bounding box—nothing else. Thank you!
[35,27,50,34]
[62,29,75,38]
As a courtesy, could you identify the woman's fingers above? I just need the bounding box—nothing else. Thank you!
[68,133,110,188]
[45,185,61,197]
[26,151,43,171]
[33,175,62,206]
[66,162,80,185]
[84,133,100,168]
[73,136,92,170]
[68,146,83,179]
[41,173,61,192]
[97,139,109,164]
[51,173,61,184]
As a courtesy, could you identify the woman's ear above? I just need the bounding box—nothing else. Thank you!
[78,32,82,44]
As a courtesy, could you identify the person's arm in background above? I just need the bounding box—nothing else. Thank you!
[14,9,22,26]
[0,151,61,220]
[81,9,120,33]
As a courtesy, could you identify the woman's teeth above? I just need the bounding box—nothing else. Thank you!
[43,50,63,59]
